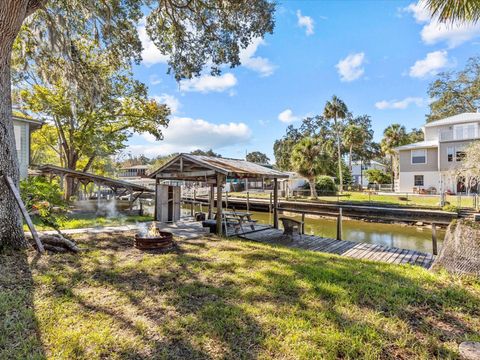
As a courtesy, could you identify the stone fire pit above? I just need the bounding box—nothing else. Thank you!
[134,223,174,250]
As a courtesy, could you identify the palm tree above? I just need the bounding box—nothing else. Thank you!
[343,124,368,171]
[425,0,480,23]
[380,124,408,189]
[323,95,348,193]
[291,137,330,198]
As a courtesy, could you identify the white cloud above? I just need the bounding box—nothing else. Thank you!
[296,10,314,36]
[403,2,431,23]
[421,21,480,48]
[179,73,237,93]
[278,109,300,123]
[138,19,169,66]
[154,94,180,114]
[404,1,480,48]
[409,50,449,78]
[375,97,425,110]
[336,52,366,82]
[131,117,251,156]
[239,38,276,77]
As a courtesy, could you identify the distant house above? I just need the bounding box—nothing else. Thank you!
[278,172,309,194]
[351,160,387,188]
[118,164,155,188]
[13,115,43,179]
[118,164,150,178]
[394,112,480,194]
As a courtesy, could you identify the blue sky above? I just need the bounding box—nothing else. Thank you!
[127,0,480,162]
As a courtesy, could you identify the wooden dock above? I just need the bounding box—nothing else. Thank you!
[237,227,435,269]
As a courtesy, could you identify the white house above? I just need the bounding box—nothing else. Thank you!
[394,112,480,194]
[351,160,387,188]
[13,115,43,179]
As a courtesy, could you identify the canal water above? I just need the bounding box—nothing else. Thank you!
[181,205,445,253]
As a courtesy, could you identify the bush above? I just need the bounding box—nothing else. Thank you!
[364,169,390,185]
[442,204,459,213]
[20,177,68,231]
[315,176,337,194]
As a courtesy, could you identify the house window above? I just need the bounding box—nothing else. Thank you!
[414,175,424,187]
[411,149,426,164]
[456,149,466,162]
[454,123,478,140]
[447,147,454,162]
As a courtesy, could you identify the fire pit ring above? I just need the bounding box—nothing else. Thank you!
[134,230,174,250]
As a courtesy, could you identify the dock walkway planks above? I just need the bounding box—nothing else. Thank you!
[238,227,435,269]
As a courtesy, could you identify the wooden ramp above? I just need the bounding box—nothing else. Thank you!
[238,228,435,269]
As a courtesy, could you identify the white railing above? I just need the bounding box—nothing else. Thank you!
[440,128,479,142]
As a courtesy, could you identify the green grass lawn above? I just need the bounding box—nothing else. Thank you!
[228,191,476,209]
[1,233,479,359]
[24,213,152,232]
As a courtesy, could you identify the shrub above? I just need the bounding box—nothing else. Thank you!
[20,177,68,231]
[315,176,337,194]
[442,204,459,213]
[364,169,390,185]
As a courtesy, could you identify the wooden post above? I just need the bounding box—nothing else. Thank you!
[2,175,44,253]
[269,193,273,213]
[301,213,305,235]
[246,191,250,213]
[273,178,279,229]
[432,223,438,255]
[209,184,214,219]
[216,173,224,236]
[154,178,159,221]
[336,208,343,241]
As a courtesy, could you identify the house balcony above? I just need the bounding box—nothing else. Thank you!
[439,128,480,142]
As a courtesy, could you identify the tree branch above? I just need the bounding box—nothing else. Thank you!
[25,0,47,17]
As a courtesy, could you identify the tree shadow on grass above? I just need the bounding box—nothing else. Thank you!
[0,250,46,359]
[30,232,265,359]
[26,231,480,359]
[236,243,480,357]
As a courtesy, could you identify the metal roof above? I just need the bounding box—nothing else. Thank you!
[394,140,439,151]
[120,165,150,170]
[424,112,480,128]
[150,153,289,181]
[38,165,154,193]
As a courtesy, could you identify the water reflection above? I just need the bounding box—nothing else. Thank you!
[180,206,445,253]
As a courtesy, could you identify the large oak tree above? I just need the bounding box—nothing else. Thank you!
[0,0,275,249]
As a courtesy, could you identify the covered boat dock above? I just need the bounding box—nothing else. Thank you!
[149,154,289,235]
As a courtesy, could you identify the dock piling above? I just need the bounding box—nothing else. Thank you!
[246,191,250,212]
[432,223,438,255]
[337,208,343,241]
[301,213,305,234]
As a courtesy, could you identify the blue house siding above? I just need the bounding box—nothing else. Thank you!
[13,120,29,179]
[12,115,42,179]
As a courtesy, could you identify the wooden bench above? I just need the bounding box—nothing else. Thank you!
[279,217,303,236]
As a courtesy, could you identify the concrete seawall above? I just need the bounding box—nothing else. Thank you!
[184,196,457,225]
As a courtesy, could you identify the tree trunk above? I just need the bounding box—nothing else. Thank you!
[348,144,353,171]
[390,154,395,191]
[335,115,343,193]
[64,154,78,199]
[308,178,317,199]
[0,1,34,249]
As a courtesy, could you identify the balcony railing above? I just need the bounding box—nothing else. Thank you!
[439,129,479,142]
